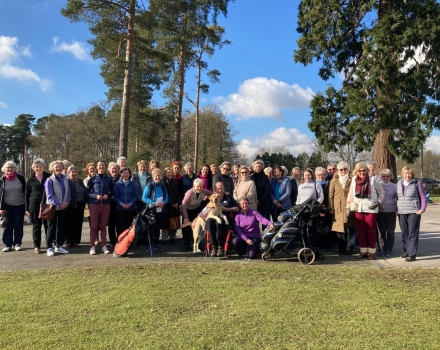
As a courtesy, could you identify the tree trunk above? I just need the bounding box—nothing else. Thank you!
[174,43,185,161]
[118,0,135,158]
[194,60,202,171]
[372,129,397,181]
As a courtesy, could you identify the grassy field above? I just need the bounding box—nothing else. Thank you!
[1,263,440,349]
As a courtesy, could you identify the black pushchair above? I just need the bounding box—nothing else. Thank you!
[260,198,327,264]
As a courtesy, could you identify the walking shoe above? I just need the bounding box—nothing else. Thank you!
[217,246,224,257]
[102,246,110,254]
[155,244,165,251]
[400,253,409,258]
[406,256,416,262]
[14,245,22,251]
[380,250,387,257]
[386,249,393,257]
[2,247,10,252]
[47,248,54,257]
[55,246,69,254]
[210,246,217,257]
[146,246,157,254]
[90,246,96,255]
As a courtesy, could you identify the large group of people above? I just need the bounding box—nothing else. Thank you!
[0,157,427,262]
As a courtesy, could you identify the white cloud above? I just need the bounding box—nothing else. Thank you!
[236,127,314,158]
[0,64,53,91]
[215,77,314,120]
[0,35,52,91]
[401,44,428,73]
[51,37,90,61]
[0,101,6,108]
[425,135,440,151]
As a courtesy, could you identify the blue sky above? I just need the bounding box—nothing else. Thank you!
[1,0,439,159]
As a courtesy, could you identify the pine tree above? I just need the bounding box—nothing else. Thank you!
[294,0,440,175]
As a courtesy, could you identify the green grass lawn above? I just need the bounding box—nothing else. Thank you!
[1,263,440,349]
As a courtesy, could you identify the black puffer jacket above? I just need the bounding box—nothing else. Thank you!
[250,171,271,217]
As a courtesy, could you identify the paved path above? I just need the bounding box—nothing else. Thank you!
[1,205,439,272]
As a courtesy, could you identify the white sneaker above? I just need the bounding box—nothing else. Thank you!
[14,245,21,251]
[47,248,54,257]
[2,247,10,252]
[102,246,110,254]
[90,246,96,255]
[55,246,69,254]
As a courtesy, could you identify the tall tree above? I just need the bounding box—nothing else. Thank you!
[9,114,35,175]
[184,25,230,170]
[151,0,232,161]
[294,0,440,176]
[62,0,144,157]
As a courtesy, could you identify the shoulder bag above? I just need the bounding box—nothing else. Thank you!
[39,181,56,221]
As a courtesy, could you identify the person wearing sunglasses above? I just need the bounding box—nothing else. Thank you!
[326,163,337,181]
[329,162,356,255]
[212,161,234,194]
[377,169,397,257]
[347,162,384,260]
[233,166,257,210]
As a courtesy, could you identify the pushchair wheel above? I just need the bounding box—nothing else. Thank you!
[297,248,315,265]
[261,251,271,261]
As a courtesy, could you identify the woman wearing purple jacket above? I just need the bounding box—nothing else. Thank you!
[233,197,274,259]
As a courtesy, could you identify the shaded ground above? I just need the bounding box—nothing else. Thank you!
[1,205,439,271]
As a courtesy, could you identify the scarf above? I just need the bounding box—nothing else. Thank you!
[5,172,17,181]
[199,174,208,189]
[354,175,371,198]
[338,173,349,188]
[316,180,327,186]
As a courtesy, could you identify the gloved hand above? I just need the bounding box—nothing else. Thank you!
[368,201,381,210]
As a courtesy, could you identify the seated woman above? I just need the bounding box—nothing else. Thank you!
[206,181,239,257]
[181,178,213,252]
[233,197,274,259]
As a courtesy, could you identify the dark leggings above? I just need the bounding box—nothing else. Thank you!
[232,237,261,259]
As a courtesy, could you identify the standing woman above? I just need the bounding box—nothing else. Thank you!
[347,162,384,260]
[233,166,257,210]
[296,169,324,252]
[65,165,89,248]
[178,163,198,200]
[142,168,169,253]
[232,164,241,188]
[87,161,114,255]
[264,167,273,184]
[131,160,152,210]
[162,167,180,244]
[198,164,213,191]
[181,179,213,252]
[83,163,97,187]
[0,161,26,252]
[114,167,138,236]
[328,162,356,255]
[270,165,292,219]
[397,166,427,262]
[108,162,121,247]
[172,161,182,182]
[210,164,219,177]
[250,160,271,224]
[377,169,398,257]
[25,158,51,253]
[45,161,70,256]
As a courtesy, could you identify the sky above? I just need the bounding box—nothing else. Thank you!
[1,0,439,160]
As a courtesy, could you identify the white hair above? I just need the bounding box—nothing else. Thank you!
[1,161,17,173]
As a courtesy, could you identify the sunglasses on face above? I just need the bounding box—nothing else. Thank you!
[223,168,230,171]
[241,171,248,174]
[381,175,390,178]
[358,170,366,173]
[338,168,348,171]
[328,168,336,171]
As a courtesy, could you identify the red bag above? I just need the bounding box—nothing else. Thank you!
[113,225,136,256]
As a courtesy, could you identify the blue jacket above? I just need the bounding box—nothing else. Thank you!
[270,176,292,209]
[142,181,169,206]
[87,174,114,205]
[114,181,138,211]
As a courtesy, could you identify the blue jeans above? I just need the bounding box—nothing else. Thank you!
[2,203,25,248]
